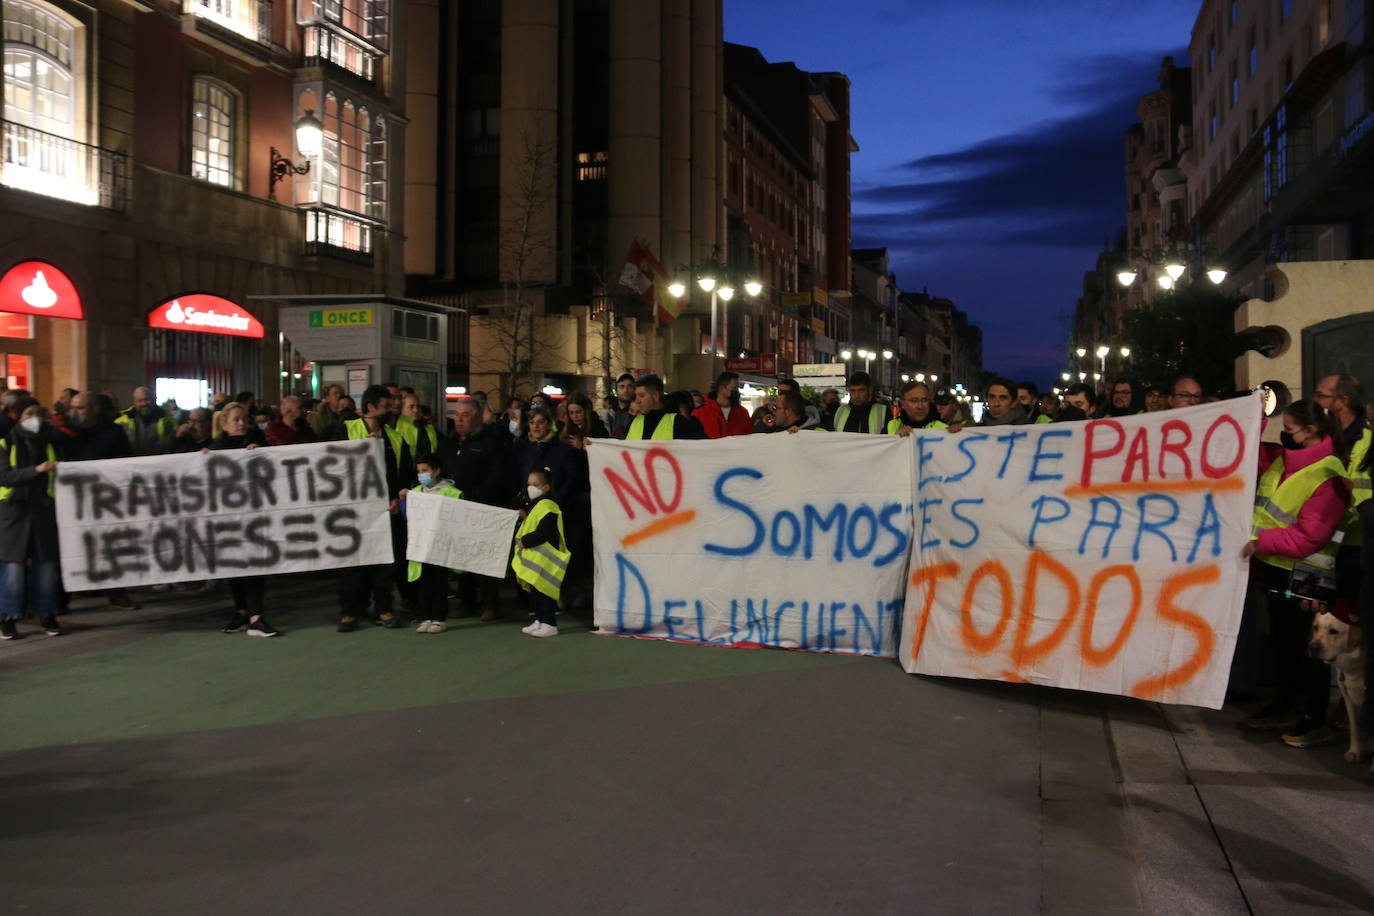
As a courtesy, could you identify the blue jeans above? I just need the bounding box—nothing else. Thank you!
[0,543,59,620]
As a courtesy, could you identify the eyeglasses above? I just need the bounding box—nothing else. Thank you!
[1314,390,1340,401]
[1171,391,1203,401]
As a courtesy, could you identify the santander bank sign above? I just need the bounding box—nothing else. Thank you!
[148,294,264,339]
[0,261,83,319]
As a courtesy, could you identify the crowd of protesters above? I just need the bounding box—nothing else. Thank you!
[3,369,1373,755]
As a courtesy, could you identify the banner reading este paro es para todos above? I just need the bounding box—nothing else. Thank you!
[901,394,1260,708]
[56,439,395,591]
[590,433,916,657]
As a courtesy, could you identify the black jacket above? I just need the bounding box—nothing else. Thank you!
[520,497,563,551]
[0,430,58,563]
[63,420,133,461]
[441,421,512,507]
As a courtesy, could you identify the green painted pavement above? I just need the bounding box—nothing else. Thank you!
[0,611,868,754]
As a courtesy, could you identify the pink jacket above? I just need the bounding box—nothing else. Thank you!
[692,399,754,439]
[1254,436,1349,559]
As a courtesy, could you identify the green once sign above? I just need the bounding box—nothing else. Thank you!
[308,308,374,328]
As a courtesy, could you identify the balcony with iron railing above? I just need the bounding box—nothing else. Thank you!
[2,120,130,211]
[303,206,378,264]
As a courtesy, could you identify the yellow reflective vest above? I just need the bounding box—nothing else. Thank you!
[886,416,949,434]
[1252,454,1347,571]
[627,413,677,440]
[345,417,406,471]
[511,498,570,600]
[0,439,56,500]
[833,403,888,434]
[397,413,440,460]
[1340,426,1372,546]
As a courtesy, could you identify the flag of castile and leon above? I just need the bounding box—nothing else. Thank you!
[618,241,678,325]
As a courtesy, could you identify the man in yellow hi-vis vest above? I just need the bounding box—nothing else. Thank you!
[1312,373,1374,737]
[512,467,569,637]
[622,374,704,440]
[335,385,410,632]
[825,371,889,434]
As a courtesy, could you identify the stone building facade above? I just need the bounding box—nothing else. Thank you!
[1,0,405,404]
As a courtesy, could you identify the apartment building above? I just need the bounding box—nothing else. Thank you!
[1,0,407,401]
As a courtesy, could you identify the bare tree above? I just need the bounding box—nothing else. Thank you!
[470,126,559,399]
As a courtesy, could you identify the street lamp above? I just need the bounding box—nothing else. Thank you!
[697,276,716,293]
[667,280,686,299]
[1156,275,1175,290]
[717,285,735,301]
[1119,346,1130,359]
[1075,347,1086,359]
[1205,268,1228,284]
[269,110,322,201]
[744,280,763,297]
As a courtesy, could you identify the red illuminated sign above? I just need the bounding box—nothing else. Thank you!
[148,294,264,339]
[0,260,83,320]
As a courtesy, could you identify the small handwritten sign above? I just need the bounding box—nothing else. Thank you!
[404,491,518,579]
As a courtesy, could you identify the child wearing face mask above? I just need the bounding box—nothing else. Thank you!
[399,455,463,633]
[512,467,569,638]
[1242,400,1350,746]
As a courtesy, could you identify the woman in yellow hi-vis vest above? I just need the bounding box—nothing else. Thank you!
[1242,400,1350,748]
[0,401,61,640]
[512,467,570,638]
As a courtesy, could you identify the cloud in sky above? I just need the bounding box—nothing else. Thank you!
[852,50,1178,381]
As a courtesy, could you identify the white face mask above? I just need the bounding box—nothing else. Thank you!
[526,485,545,502]
[20,417,42,434]
[509,419,521,435]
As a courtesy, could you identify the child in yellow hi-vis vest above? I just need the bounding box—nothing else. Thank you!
[400,454,463,633]
[512,467,570,638]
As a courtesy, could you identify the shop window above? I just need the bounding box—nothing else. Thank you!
[2,353,30,388]
[190,77,238,188]
[392,308,438,341]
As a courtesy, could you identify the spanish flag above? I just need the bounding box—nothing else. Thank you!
[618,241,677,325]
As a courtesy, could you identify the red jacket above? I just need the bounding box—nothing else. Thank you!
[692,399,754,439]
[265,418,318,447]
[1254,436,1349,560]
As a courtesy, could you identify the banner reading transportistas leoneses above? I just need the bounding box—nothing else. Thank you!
[901,394,1261,708]
[590,433,915,657]
[56,439,395,591]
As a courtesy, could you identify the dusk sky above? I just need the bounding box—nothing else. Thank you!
[725,0,1202,384]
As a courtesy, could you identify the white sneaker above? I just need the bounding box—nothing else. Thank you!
[527,622,558,638]
[520,621,540,634]
[428,620,446,633]
[416,620,442,633]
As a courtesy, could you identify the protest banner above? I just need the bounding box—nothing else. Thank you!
[56,439,394,591]
[590,433,914,657]
[404,491,519,579]
[900,395,1261,708]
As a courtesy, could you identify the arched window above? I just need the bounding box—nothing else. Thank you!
[318,91,385,220]
[190,77,237,188]
[2,0,80,138]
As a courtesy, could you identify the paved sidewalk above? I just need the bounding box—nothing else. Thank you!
[1,578,1371,914]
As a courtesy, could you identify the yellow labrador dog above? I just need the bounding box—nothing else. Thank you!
[1308,610,1367,768]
